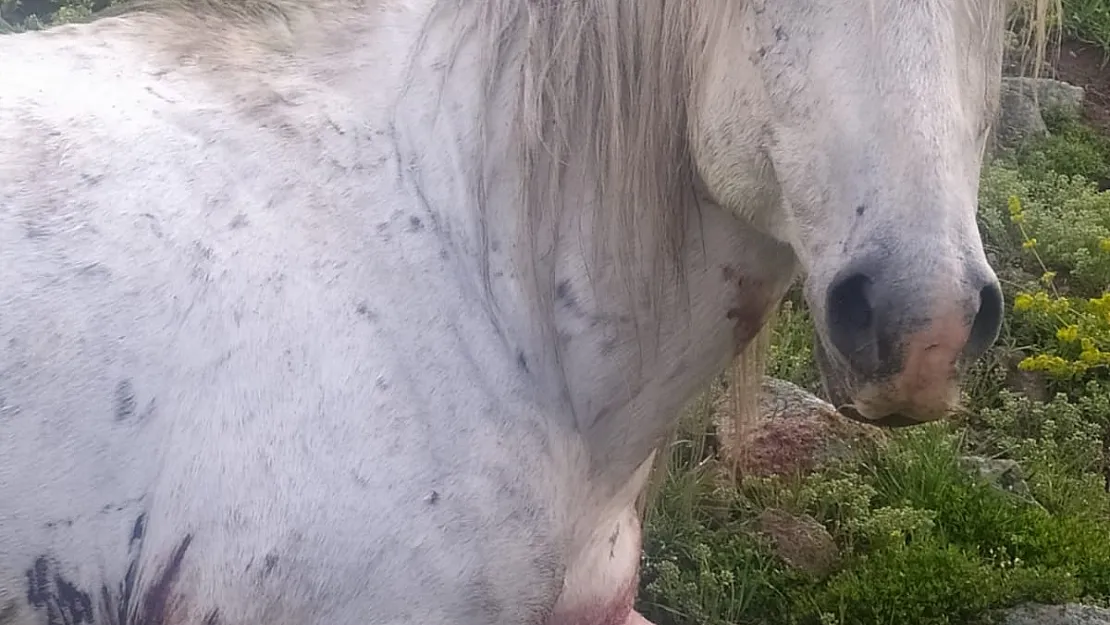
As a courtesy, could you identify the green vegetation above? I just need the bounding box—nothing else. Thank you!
[638,53,1110,625]
[1060,0,1110,56]
[0,0,117,30]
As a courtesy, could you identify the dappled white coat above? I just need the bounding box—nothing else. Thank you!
[0,0,1009,623]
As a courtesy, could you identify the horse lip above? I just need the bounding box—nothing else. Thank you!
[836,404,921,428]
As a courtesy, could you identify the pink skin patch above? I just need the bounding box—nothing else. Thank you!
[893,309,970,413]
[548,505,656,625]
[856,306,972,421]
[548,579,656,625]
[547,579,636,625]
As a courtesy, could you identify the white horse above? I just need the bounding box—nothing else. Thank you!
[1,0,1012,623]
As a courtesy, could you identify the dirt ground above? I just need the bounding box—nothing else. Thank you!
[1050,39,1110,132]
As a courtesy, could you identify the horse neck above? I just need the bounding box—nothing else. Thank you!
[321,6,596,464]
[377,2,795,484]
[257,1,780,487]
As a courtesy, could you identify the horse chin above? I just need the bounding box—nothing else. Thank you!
[813,337,955,429]
[832,395,952,429]
[835,405,923,429]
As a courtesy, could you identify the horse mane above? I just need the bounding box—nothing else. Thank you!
[460,0,721,376]
[466,0,779,481]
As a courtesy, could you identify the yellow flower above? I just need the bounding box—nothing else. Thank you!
[1080,349,1103,365]
[1023,238,1038,249]
[1056,325,1080,343]
[1019,354,1075,377]
[1100,238,1110,254]
[1013,293,1035,311]
[1041,271,1057,285]
[1008,195,1023,216]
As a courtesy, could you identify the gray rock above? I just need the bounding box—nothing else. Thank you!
[959,455,1039,506]
[1003,603,1110,625]
[756,508,840,577]
[993,77,1085,149]
[1033,79,1086,116]
[715,376,888,477]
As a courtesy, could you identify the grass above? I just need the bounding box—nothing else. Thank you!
[640,409,1110,625]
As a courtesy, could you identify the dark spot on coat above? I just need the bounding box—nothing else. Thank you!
[856,204,866,216]
[608,524,620,559]
[557,331,573,348]
[26,556,95,625]
[375,222,393,242]
[140,213,164,239]
[355,302,378,321]
[517,351,529,374]
[409,215,424,231]
[0,600,17,625]
[100,551,139,625]
[554,280,586,318]
[99,499,143,514]
[228,214,249,229]
[727,306,767,349]
[80,173,105,187]
[77,263,112,280]
[262,553,279,576]
[192,242,213,260]
[774,25,788,41]
[202,609,220,625]
[426,490,440,505]
[130,514,146,546]
[114,380,137,422]
[24,222,49,239]
[600,337,618,356]
[118,559,139,625]
[727,278,773,354]
[133,534,193,625]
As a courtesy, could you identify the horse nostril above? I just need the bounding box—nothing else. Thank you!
[964,280,1004,361]
[826,272,879,374]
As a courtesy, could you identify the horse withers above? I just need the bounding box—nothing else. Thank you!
[0,0,1009,624]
